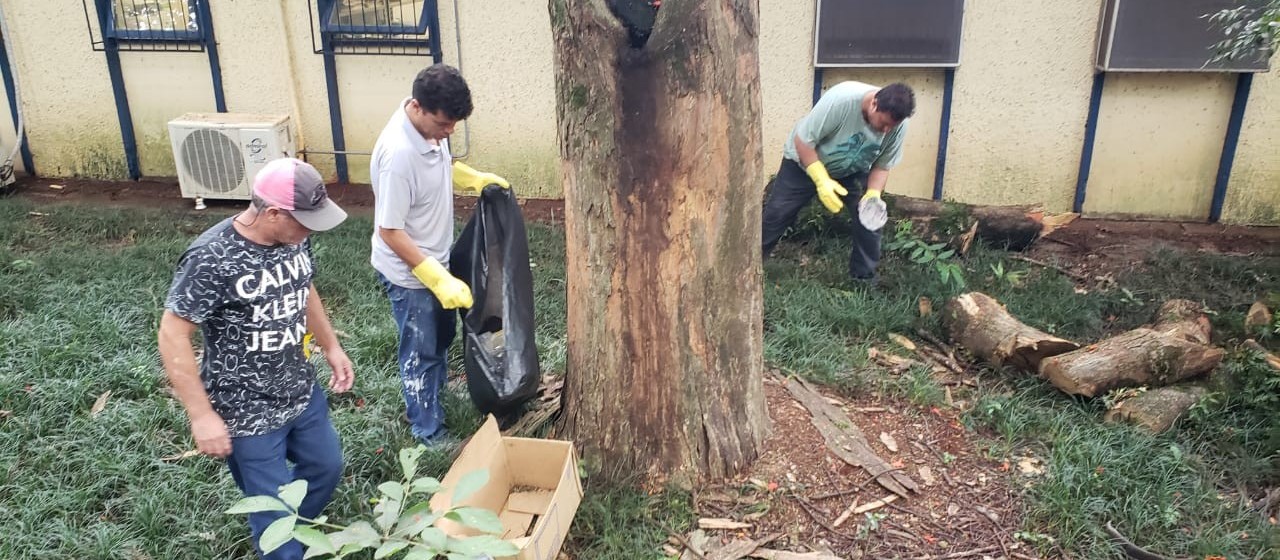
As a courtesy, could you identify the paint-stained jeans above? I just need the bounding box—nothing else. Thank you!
[226,384,343,560]
[378,272,457,443]
[761,158,882,280]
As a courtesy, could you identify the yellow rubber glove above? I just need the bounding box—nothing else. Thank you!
[805,161,848,214]
[452,161,510,194]
[411,257,473,309]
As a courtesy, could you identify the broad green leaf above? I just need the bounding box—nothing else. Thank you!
[330,521,381,552]
[278,479,308,511]
[394,502,443,537]
[910,247,925,260]
[259,515,299,554]
[374,496,402,532]
[450,506,504,535]
[446,535,519,556]
[939,266,950,284]
[419,527,448,550]
[927,242,947,251]
[378,481,405,503]
[409,476,443,495]
[937,249,955,260]
[374,541,409,559]
[405,546,440,560]
[293,526,335,557]
[225,495,289,514]
[399,445,426,480]
[451,469,489,506]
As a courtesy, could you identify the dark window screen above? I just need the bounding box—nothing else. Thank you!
[1098,0,1269,72]
[814,0,964,67]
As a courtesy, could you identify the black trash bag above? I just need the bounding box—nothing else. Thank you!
[449,184,540,422]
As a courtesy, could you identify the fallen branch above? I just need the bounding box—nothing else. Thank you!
[911,545,1000,560]
[832,494,899,527]
[779,374,918,498]
[1011,255,1090,282]
[706,533,784,560]
[750,549,846,560]
[1103,521,1170,560]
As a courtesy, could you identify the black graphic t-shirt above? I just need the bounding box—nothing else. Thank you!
[165,217,317,437]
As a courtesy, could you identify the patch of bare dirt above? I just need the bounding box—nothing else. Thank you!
[683,379,1048,559]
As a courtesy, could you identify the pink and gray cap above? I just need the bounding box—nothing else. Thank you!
[252,158,347,231]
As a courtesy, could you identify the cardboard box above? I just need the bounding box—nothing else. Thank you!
[430,415,583,560]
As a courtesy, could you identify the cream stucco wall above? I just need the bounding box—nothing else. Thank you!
[0,57,21,175]
[1,0,1278,223]
[0,0,124,178]
[1223,68,1280,225]
[944,0,1099,212]
[1085,73,1234,220]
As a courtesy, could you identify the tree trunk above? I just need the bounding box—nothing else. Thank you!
[551,0,768,481]
[1103,385,1207,434]
[1038,329,1225,397]
[943,292,1080,372]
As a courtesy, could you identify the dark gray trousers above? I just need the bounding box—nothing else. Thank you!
[761,158,881,280]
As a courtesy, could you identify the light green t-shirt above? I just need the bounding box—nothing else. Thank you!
[783,81,909,179]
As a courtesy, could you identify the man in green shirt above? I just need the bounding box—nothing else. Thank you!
[762,81,915,284]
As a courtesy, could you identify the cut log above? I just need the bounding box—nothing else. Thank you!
[943,292,1080,372]
[1038,329,1224,397]
[1245,301,1272,333]
[886,195,1074,251]
[1150,299,1211,345]
[1103,385,1208,434]
[1243,339,1280,371]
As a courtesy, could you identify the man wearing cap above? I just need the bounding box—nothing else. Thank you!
[370,63,508,445]
[158,158,353,560]
[761,81,915,285]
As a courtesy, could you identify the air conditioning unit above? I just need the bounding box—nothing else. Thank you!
[168,113,295,207]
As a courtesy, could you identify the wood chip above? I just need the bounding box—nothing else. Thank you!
[879,432,899,453]
[889,333,917,351]
[918,297,933,317]
[0,410,11,418]
[49,184,64,190]
[697,518,752,531]
[91,391,112,418]
[161,449,200,462]
[833,494,899,527]
[853,407,887,413]
[917,466,936,486]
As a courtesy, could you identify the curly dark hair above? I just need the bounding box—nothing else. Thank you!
[411,64,473,121]
[874,83,916,122]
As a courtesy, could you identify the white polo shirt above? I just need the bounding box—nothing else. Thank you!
[369,98,454,289]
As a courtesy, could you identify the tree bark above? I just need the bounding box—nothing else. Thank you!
[886,195,1053,251]
[551,0,768,481]
[1103,385,1207,434]
[1150,299,1212,345]
[943,292,1080,372]
[1038,329,1225,397]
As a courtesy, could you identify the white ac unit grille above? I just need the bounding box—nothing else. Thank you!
[180,128,246,194]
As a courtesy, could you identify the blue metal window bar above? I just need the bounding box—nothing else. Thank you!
[84,0,208,52]
[311,0,442,57]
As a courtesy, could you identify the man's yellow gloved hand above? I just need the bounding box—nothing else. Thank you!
[805,161,848,214]
[452,161,509,194]
[411,257,473,309]
[858,188,888,231]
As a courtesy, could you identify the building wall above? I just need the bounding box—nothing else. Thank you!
[0,0,1277,223]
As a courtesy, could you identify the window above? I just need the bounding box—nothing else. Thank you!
[814,0,965,67]
[321,0,432,35]
[1096,0,1269,72]
[103,0,202,42]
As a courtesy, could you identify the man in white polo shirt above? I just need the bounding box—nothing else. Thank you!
[370,63,508,445]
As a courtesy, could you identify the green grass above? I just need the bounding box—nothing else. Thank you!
[0,198,665,560]
[3,198,1278,559]
[767,213,1280,559]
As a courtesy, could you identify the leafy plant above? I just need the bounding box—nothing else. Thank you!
[884,219,966,290]
[227,446,518,559]
[989,261,1027,288]
[1208,2,1280,64]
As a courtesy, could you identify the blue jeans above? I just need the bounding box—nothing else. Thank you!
[379,272,457,442]
[761,158,882,280]
[226,384,343,560]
